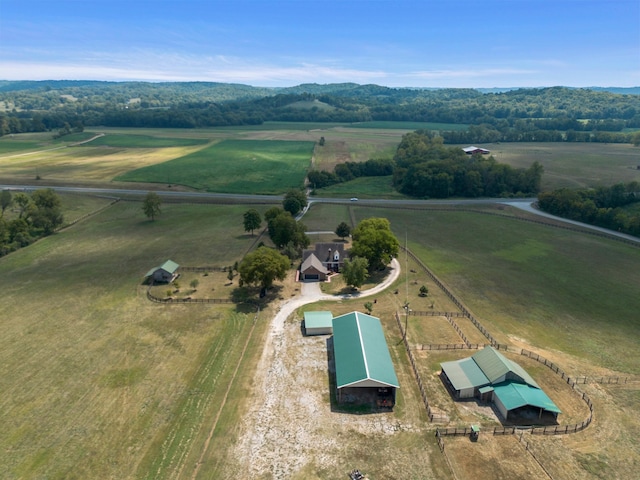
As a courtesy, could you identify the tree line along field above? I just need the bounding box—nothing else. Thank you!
[0,193,637,478]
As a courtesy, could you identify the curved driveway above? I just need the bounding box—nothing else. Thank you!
[270,258,400,337]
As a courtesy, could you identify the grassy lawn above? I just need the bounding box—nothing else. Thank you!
[115,139,314,194]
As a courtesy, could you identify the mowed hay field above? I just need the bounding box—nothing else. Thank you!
[0,200,277,479]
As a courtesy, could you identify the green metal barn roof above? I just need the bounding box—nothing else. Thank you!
[332,312,399,389]
[304,311,333,330]
[493,382,561,414]
[145,259,180,277]
[472,347,539,388]
[440,357,489,391]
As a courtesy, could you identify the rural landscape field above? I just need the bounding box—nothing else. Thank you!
[0,116,639,480]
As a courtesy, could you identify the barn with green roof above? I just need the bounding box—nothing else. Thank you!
[145,260,179,283]
[332,312,399,408]
[441,347,560,422]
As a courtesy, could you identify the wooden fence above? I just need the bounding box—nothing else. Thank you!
[395,312,448,423]
[408,311,465,317]
[147,290,234,304]
[415,343,490,351]
[402,247,499,346]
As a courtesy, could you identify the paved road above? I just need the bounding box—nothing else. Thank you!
[2,183,638,244]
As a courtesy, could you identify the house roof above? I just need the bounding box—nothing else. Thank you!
[301,253,328,274]
[304,311,333,330]
[492,382,561,414]
[332,312,399,389]
[303,242,346,264]
[145,259,180,277]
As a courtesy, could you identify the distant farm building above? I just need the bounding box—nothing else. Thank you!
[301,243,346,281]
[440,347,560,422]
[304,311,333,336]
[145,260,180,283]
[332,312,399,408]
[462,146,491,155]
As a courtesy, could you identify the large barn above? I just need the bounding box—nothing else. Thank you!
[332,312,399,408]
[440,347,560,422]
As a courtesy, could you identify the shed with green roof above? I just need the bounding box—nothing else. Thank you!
[332,312,399,408]
[145,260,180,283]
[304,311,333,336]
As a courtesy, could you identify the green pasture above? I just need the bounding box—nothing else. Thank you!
[115,139,314,194]
[312,175,408,199]
[347,204,640,373]
[347,121,469,131]
[0,200,265,479]
[487,142,640,190]
[87,133,209,148]
[0,192,638,478]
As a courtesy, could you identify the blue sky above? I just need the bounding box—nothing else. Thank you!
[1,0,638,88]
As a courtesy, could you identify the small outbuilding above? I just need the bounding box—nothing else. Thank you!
[304,311,333,336]
[462,146,491,155]
[145,260,180,283]
[332,312,399,408]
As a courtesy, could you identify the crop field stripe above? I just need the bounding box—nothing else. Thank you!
[189,308,259,480]
[142,313,249,479]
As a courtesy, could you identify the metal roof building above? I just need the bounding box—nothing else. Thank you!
[304,311,333,336]
[332,312,399,408]
[145,259,179,283]
[441,347,560,421]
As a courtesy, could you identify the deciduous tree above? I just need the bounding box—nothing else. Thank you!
[239,246,289,290]
[0,190,12,217]
[282,189,308,216]
[243,209,261,235]
[142,192,161,221]
[342,256,369,289]
[350,217,399,271]
[335,221,351,240]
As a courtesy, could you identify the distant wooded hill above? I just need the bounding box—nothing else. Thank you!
[1,81,640,143]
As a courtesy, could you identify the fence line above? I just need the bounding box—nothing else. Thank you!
[415,343,490,351]
[147,288,233,304]
[395,312,447,423]
[408,311,465,317]
[517,432,554,479]
[179,266,231,272]
[402,247,499,346]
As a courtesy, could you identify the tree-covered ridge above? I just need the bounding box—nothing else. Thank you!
[537,182,640,237]
[1,81,640,137]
